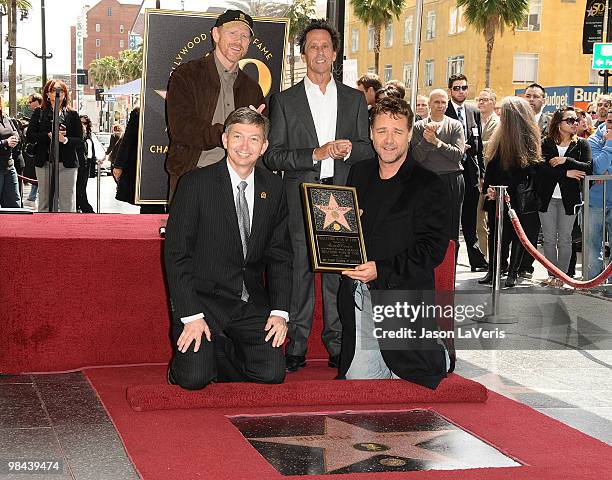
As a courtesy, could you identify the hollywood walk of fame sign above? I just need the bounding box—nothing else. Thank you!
[301,183,367,273]
[229,410,522,475]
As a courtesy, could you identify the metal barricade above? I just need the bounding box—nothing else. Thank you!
[582,174,612,281]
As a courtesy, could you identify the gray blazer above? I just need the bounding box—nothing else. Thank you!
[481,113,500,158]
[263,79,373,235]
[410,116,465,174]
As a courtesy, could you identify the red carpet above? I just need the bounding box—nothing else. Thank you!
[127,373,487,411]
[86,365,611,480]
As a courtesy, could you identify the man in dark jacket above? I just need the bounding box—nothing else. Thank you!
[338,97,451,389]
[165,9,265,201]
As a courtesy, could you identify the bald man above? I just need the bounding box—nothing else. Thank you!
[410,89,465,254]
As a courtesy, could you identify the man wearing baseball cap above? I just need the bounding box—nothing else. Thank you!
[166,9,265,201]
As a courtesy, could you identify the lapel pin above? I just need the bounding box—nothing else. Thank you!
[261,192,267,199]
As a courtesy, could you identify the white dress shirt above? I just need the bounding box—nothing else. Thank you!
[304,75,338,179]
[181,160,288,324]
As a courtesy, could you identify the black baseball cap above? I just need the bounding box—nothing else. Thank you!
[214,9,254,35]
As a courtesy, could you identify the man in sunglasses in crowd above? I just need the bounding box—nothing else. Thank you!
[444,74,488,272]
[593,94,612,128]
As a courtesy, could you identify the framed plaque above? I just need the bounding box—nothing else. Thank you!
[301,183,367,273]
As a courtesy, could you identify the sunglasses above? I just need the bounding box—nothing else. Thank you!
[588,111,597,115]
[597,102,611,107]
[451,85,468,91]
[562,118,578,125]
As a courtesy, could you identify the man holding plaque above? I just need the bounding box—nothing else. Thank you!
[264,19,373,373]
[338,97,451,389]
[165,9,265,201]
[164,108,292,390]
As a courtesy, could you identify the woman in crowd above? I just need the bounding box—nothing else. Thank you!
[537,107,592,286]
[77,115,95,213]
[480,96,543,288]
[575,108,594,139]
[0,97,21,207]
[26,79,83,212]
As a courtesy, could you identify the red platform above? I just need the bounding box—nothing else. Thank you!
[0,214,455,373]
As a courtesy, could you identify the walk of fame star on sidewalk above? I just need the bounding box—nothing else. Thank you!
[249,417,458,473]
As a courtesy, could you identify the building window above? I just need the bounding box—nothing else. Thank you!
[351,28,359,53]
[95,52,101,59]
[384,64,392,83]
[402,63,412,88]
[518,0,541,31]
[120,24,125,34]
[449,6,466,35]
[513,53,539,83]
[95,38,101,47]
[447,55,465,77]
[384,20,393,48]
[424,59,434,87]
[95,23,100,32]
[120,40,125,49]
[367,25,375,51]
[426,11,436,40]
[404,16,413,44]
[107,7,112,16]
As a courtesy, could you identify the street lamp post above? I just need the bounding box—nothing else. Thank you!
[7,45,53,90]
[41,0,48,89]
[0,5,7,86]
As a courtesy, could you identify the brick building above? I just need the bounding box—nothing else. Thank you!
[70,0,140,96]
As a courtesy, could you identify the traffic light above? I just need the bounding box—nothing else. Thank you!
[77,68,88,85]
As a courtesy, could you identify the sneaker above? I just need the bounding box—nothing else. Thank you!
[540,276,555,286]
[518,270,533,280]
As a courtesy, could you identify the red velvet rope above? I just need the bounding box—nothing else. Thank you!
[507,206,612,289]
[17,174,38,184]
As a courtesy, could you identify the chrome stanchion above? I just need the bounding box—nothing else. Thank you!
[96,160,101,214]
[481,185,518,324]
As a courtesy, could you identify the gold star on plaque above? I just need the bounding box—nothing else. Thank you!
[315,193,353,231]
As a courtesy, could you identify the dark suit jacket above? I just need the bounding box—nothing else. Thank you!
[26,107,83,168]
[164,160,293,329]
[263,79,373,235]
[538,137,592,215]
[446,102,483,186]
[166,52,265,194]
[337,157,451,389]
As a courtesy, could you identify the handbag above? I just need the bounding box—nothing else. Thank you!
[515,169,539,214]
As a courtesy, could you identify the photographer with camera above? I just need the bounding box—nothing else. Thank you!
[26,80,83,212]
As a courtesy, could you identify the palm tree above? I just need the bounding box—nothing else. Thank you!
[350,0,405,76]
[4,0,32,116]
[118,46,143,82]
[225,0,288,18]
[285,0,314,86]
[88,56,120,90]
[457,0,529,88]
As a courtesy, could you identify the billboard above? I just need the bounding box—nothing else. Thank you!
[515,85,607,113]
[136,9,288,204]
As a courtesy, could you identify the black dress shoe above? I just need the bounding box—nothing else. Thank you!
[328,355,340,368]
[471,264,489,272]
[477,272,493,285]
[285,355,306,372]
[505,273,517,288]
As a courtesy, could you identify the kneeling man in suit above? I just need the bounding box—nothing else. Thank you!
[164,107,293,390]
[338,97,451,389]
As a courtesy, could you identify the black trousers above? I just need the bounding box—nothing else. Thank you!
[487,209,539,275]
[169,302,286,390]
[438,171,464,245]
[76,165,94,213]
[461,181,488,267]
